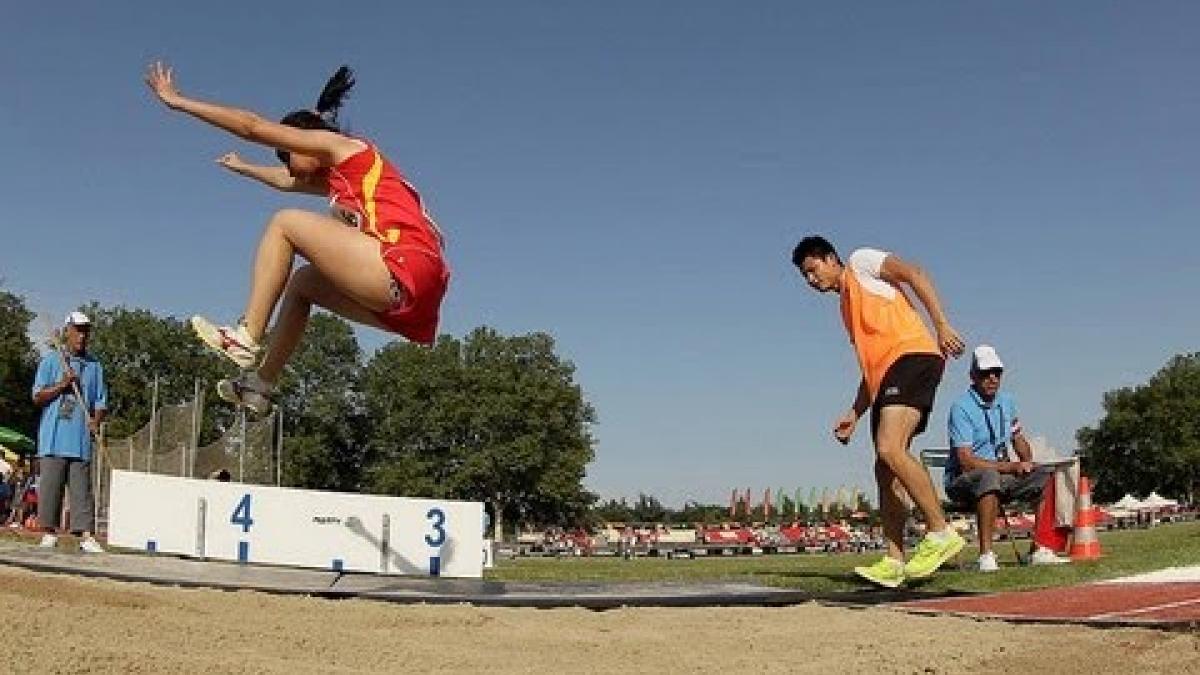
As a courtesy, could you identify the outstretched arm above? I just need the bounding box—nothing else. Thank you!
[216,152,327,194]
[145,61,360,164]
[879,254,965,358]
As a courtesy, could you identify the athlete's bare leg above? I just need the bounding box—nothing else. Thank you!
[874,458,910,560]
[241,208,393,342]
[874,405,949,536]
[256,264,393,383]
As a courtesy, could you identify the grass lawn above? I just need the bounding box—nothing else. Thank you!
[485,520,1200,595]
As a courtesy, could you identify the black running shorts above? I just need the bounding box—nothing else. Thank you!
[870,353,945,437]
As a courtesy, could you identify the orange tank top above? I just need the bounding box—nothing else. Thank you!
[839,248,939,399]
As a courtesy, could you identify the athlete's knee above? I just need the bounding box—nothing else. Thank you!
[874,443,913,469]
[266,208,309,238]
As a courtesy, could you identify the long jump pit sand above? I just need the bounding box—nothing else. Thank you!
[2,565,1197,674]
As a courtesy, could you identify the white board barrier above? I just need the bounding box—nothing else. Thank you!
[107,470,485,578]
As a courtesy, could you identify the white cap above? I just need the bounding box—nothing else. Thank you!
[972,344,1004,371]
[64,311,91,327]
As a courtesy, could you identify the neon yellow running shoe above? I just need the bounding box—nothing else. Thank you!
[903,529,966,579]
[854,556,906,589]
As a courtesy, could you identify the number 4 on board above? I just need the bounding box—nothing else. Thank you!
[231,493,254,533]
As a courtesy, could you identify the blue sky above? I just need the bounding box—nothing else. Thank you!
[2,3,1197,506]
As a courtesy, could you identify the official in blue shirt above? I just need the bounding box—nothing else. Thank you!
[944,344,1068,571]
[30,311,108,553]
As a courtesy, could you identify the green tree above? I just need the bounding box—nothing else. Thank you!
[0,289,37,434]
[591,498,634,524]
[82,304,234,440]
[779,495,796,521]
[629,493,667,523]
[795,502,811,522]
[675,501,727,525]
[274,313,366,490]
[361,327,597,536]
[1077,353,1200,504]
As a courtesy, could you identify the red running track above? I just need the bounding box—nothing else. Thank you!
[897,583,1200,628]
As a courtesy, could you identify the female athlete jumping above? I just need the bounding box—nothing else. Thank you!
[146,62,449,413]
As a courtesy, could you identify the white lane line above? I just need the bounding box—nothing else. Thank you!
[1103,566,1200,583]
[1089,595,1200,620]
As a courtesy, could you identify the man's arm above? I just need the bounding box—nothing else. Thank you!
[955,446,1030,474]
[88,364,110,435]
[850,378,870,418]
[87,407,108,438]
[1011,432,1032,462]
[32,379,71,407]
[833,379,870,444]
[1002,397,1032,471]
[879,254,965,358]
[31,357,71,408]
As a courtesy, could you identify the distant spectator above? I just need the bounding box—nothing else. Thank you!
[0,458,12,521]
[31,312,107,553]
[8,458,39,529]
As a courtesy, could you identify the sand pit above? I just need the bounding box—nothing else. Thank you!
[1,565,1196,674]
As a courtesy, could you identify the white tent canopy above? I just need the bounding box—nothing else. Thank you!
[1143,492,1179,509]
[1112,494,1145,510]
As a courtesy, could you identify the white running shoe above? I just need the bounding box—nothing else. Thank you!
[79,536,105,554]
[1030,546,1071,565]
[977,551,999,572]
[216,371,273,415]
[39,534,58,549]
[191,316,263,369]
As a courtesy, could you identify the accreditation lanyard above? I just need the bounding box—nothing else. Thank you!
[979,399,1009,461]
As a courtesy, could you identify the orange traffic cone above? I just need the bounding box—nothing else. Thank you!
[1069,476,1103,560]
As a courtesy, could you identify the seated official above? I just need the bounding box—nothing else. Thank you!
[945,345,1070,571]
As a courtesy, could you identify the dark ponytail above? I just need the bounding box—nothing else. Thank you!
[315,66,355,125]
[277,66,356,162]
[279,65,356,132]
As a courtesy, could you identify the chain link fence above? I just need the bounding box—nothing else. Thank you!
[95,379,281,532]
[194,408,280,485]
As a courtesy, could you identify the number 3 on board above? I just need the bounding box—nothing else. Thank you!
[231,493,254,533]
[425,507,446,546]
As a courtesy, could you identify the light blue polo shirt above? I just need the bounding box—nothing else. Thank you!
[32,351,108,461]
[944,387,1018,488]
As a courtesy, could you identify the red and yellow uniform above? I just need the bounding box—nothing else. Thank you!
[327,141,449,345]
